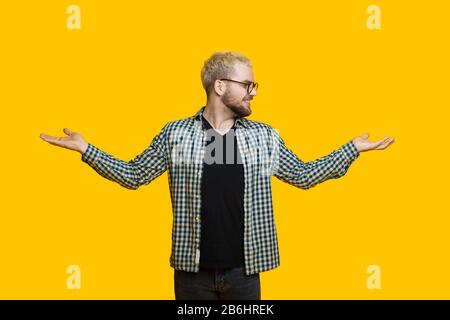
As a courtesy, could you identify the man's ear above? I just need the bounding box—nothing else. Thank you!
[213,79,225,96]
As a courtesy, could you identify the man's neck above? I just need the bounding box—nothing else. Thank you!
[202,101,237,134]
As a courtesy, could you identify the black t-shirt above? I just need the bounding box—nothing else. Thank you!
[199,115,245,268]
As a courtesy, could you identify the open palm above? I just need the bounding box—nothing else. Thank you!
[352,133,395,152]
[39,128,88,154]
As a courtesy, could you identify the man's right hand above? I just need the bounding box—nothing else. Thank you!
[39,128,88,154]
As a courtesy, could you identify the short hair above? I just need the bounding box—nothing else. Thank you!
[201,51,252,96]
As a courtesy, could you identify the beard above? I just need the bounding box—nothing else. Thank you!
[221,91,252,118]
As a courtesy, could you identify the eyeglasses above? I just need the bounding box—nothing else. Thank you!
[220,79,259,94]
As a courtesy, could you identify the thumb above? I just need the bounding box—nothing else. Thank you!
[361,132,370,139]
[63,128,73,136]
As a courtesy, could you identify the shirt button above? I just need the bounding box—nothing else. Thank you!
[196,194,200,199]
[197,171,201,176]
[195,215,200,222]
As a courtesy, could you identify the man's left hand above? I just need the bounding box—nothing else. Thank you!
[352,133,395,152]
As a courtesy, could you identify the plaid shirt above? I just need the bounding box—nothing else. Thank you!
[81,106,360,275]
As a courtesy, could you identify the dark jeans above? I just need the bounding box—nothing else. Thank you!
[174,266,261,300]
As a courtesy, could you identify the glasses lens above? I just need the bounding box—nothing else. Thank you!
[248,82,258,94]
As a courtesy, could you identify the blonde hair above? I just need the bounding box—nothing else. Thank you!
[201,51,252,96]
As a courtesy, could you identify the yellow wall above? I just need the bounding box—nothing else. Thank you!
[1,0,448,299]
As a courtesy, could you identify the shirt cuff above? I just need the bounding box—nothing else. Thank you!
[340,140,360,162]
[81,143,101,165]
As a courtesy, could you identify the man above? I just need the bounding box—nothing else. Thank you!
[40,51,394,300]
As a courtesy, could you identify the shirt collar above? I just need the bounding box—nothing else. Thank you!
[192,106,248,128]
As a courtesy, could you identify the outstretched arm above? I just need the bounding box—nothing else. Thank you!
[272,130,394,189]
[39,126,168,190]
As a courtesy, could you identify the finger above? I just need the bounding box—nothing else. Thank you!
[40,134,66,145]
[40,133,57,141]
[374,136,389,147]
[63,128,73,136]
[376,137,395,150]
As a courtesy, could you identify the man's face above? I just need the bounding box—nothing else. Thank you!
[220,62,257,118]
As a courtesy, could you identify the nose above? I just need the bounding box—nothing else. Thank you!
[249,87,257,97]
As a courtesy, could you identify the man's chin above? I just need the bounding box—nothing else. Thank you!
[242,105,252,117]
[228,105,251,118]
[238,108,251,118]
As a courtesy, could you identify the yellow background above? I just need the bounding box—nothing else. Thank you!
[1,0,449,299]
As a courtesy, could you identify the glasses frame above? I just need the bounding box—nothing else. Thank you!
[219,78,259,94]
